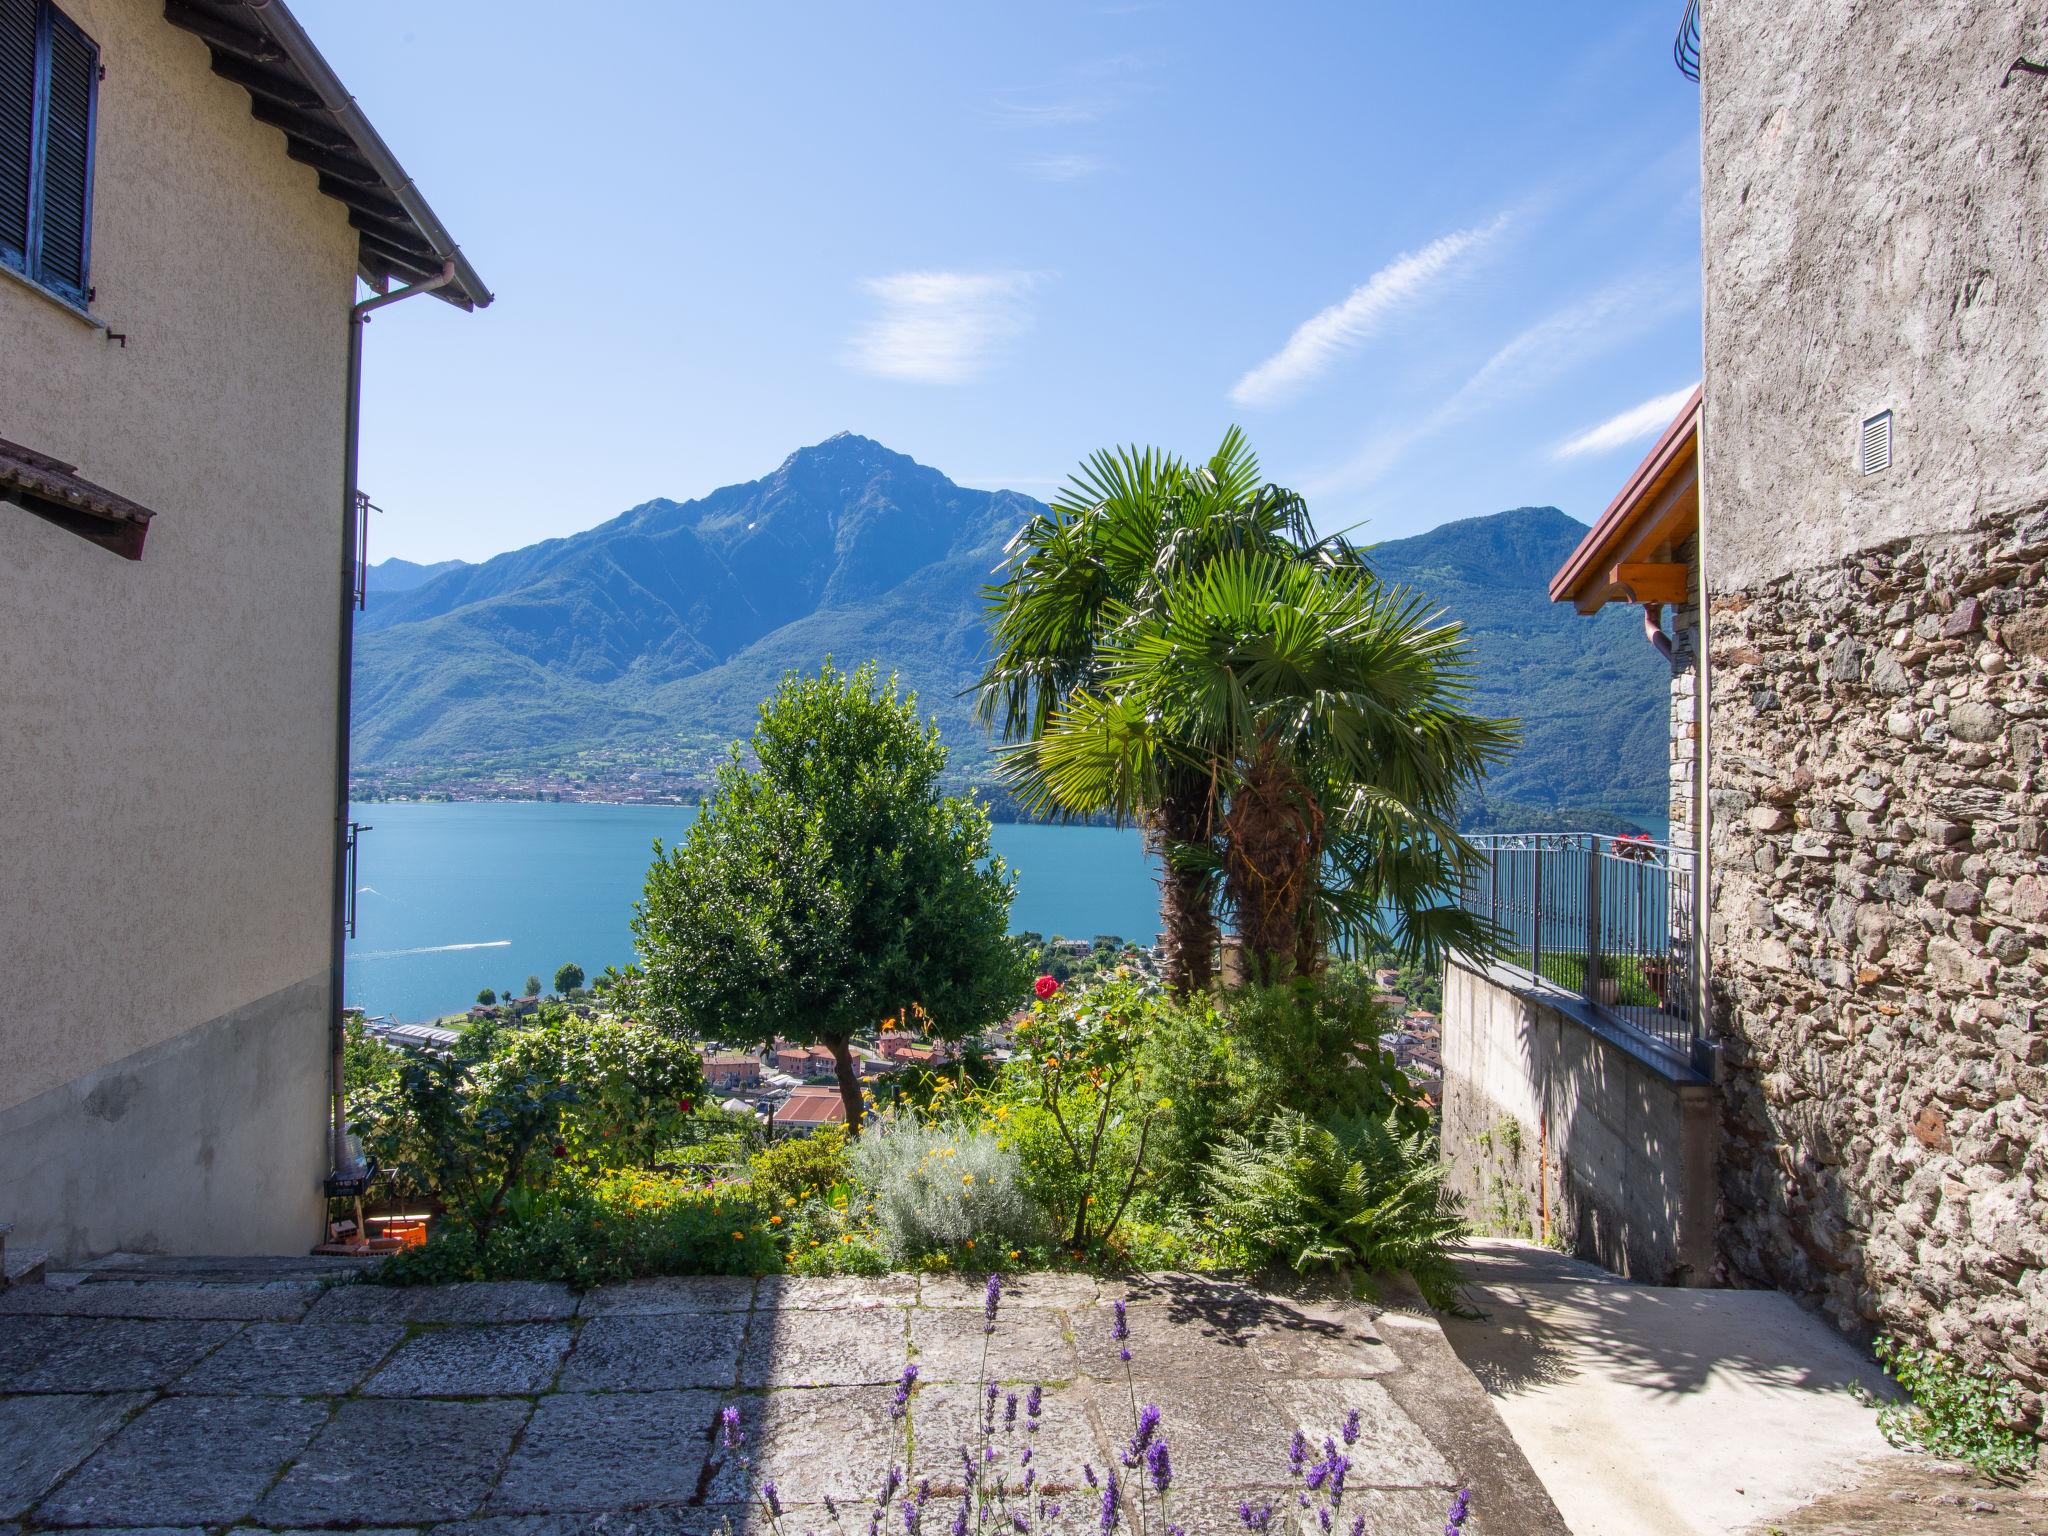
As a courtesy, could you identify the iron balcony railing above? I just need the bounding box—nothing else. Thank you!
[1456,832,1702,1065]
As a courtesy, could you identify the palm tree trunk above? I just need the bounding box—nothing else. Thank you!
[1223,746,1321,985]
[1147,776,1217,995]
[827,1034,865,1136]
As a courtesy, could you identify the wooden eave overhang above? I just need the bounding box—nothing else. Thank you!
[1549,387,1701,614]
[0,436,156,560]
[161,0,491,309]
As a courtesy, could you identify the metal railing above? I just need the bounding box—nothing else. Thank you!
[1674,0,1700,82]
[1456,832,1701,1063]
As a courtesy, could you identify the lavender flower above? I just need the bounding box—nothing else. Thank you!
[892,1365,920,1420]
[950,1501,968,1536]
[1026,1385,1043,1420]
[1084,1464,1099,1489]
[1236,1502,1273,1533]
[985,1272,1004,1334]
[1288,1431,1308,1476]
[1167,1526,1186,1536]
[1341,1408,1361,1446]
[902,1502,917,1534]
[1011,1517,1029,1535]
[721,1405,744,1450]
[878,1466,903,1507]
[1022,1467,1036,1492]
[826,1496,840,1520]
[1111,1299,1131,1363]
[1444,1488,1471,1535]
[1349,1519,1364,1536]
[1005,1391,1019,1429]
[1020,1446,1033,1466]
[1144,1437,1172,1493]
[1328,1454,1350,1499]
[762,1480,784,1519]
[1100,1470,1121,1534]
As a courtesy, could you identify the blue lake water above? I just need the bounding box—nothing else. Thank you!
[344,801,1159,1022]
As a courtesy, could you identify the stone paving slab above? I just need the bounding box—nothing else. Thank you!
[701,1386,899,1506]
[13,1321,243,1393]
[0,1316,73,1379]
[908,1379,1109,1494]
[8,1263,1567,1536]
[488,1392,719,1514]
[920,1273,1098,1309]
[362,1323,574,1397]
[258,1398,532,1526]
[0,1285,317,1322]
[753,1274,917,1310]
[908,1306,1077,1384]
[576,1278,756,1316]
[35,1396,330,1527]
[0,1395,149,1519]
[305,1282,576,1325]
[737,1308,906,1387]
[558,1313,747,1392]
[170,1321,406,1397]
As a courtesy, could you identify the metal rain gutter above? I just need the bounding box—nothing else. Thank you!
[239,0,492,310]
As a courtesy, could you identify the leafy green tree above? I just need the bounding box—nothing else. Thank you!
[525,975,543,999]
[979,430,1341,994]
[553,962,586,996]
[476,988,497,1006]
[1007,550,1513,983]
[635,661,1025,1131]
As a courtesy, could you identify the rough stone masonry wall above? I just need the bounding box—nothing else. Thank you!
[1707,500,2048,1413]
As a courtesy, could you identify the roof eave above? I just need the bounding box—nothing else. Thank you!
[1549,387,1702,611]
[165,1,491,311]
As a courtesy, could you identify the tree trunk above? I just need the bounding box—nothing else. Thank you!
[827,1034,865,1136]
[1222,745,1320,986]
[1147,774,1219,996]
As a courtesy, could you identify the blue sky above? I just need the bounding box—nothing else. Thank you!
[296,1,1702,565]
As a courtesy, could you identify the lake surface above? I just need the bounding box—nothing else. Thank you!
[345,801,1159,1022]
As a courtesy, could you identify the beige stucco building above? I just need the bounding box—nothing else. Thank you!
[0,0,486,1261]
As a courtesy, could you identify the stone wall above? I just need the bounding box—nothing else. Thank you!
[1667,535,1702,847]
[1706,501,2048,1411]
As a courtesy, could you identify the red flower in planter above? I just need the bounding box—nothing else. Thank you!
[1034,975,1061,1001]
[678,1098,694,1115]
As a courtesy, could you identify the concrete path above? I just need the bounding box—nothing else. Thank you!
[1440,1239,1927,1535]
[0,1257,1567,1536]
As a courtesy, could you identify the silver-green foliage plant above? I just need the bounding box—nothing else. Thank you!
[1204,1108,1465,1310]
[849,1116,1047,1262]
[1874,1336,2036,1479]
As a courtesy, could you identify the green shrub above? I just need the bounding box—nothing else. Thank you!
[750,1126,849,1213]
[849,1117,1046,1263]
[1204,1108,1465,1309]
[1141,969,1423,1206]
[342,1016,405,1098]
[374,1170,779,1288]
[350,1015,704,1239]
[1874,1336,2037,1478]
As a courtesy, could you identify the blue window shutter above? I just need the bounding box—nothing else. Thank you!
[34,4,93,301]
[0,0,33,264]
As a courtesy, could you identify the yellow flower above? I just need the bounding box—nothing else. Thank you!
[962,1173,974,1185]
[732,1231,744,1240]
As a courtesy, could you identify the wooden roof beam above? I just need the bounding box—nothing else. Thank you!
[249,95,352,153]
[209,50,324,112]
[1608,562,1690,606]
[163,2,286,64]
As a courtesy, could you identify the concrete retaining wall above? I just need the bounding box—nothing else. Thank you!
[1441,960,1718,1284]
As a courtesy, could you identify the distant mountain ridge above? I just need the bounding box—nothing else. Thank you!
[351,436,1667,819]
[366,556,469,593]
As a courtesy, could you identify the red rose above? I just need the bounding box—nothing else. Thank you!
[678,1099,694,1114]
[1034,975,1061,1001]
[551,1142,568,1158]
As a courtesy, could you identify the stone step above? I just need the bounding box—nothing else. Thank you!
[3,1246,48,1287]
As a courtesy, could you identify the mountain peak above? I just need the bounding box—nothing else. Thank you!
[778,432,923,476]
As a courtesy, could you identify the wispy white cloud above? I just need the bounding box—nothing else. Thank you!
[1552,382,1699,459]
[1230,216,1510,408]
[844,271,1041,385]
[1304,276,1689,496]
[1022,152,1107,182]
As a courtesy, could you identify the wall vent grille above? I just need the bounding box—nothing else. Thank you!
[1860,410,1893,475]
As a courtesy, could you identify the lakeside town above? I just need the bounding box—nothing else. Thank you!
[353,936,1450,1137]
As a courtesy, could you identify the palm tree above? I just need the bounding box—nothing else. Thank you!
[978,429,1358,993]
[1003,551,1516,984]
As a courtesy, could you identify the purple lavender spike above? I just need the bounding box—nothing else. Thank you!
[1341,1408,1361,1446]
[761,1481,784,1519]
[1099,1469,1121,1534]
[1444,1488,1472,1535]
[1144,1438,1171,1493]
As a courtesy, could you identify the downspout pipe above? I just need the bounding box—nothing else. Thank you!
[1643,602,1675,662]
[327,261,456,1191]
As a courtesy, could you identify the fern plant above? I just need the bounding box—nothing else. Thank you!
[1204,1109,1466,1310]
